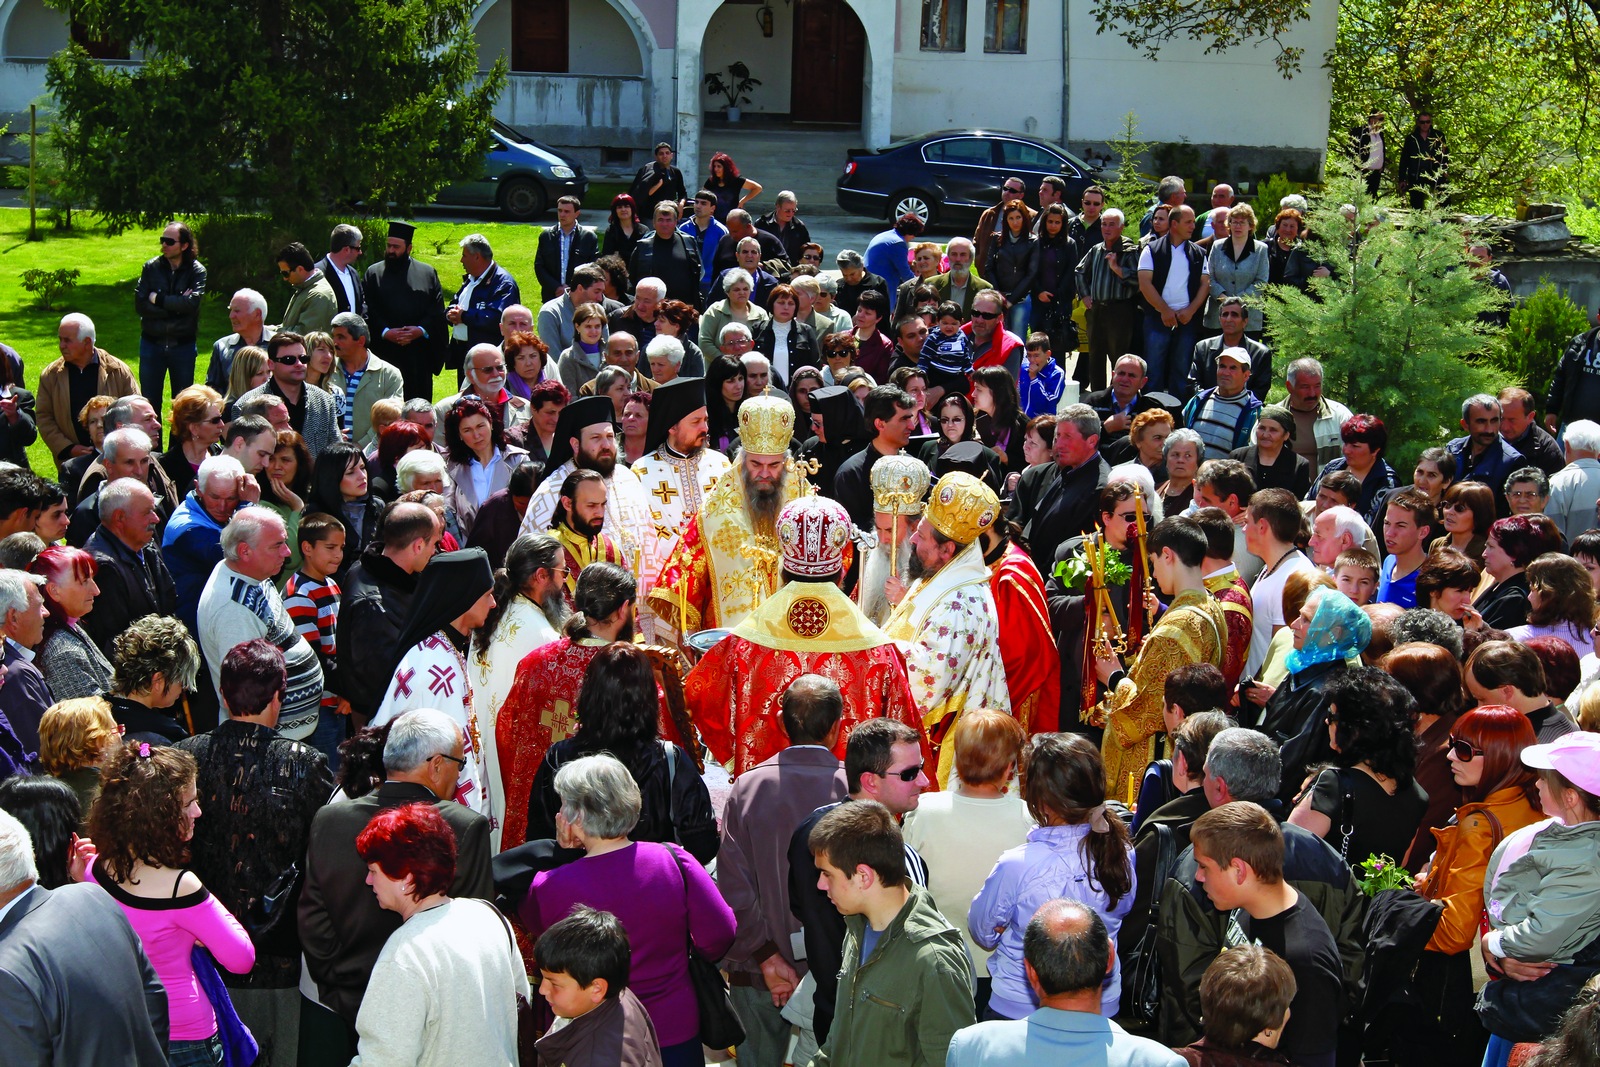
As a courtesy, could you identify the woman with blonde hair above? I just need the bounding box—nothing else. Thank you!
[160,384,225,501]
[223,346,269,420]
[903,709,1034,1015]
[37,695,120,818]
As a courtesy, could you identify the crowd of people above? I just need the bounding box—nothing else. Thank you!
[2,141,1600,1067]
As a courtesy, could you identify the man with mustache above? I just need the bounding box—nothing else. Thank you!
[547,469,627,608]
[363,221,448,401]
[631,377,731,639]
[518,395,656,571]
[648,396,812,637]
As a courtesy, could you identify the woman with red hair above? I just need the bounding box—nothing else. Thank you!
[1473,514,1565,631]
[352,802,529,1067]
[28,544,111,700]
[702,152,761,222]
[1407,705,1543,1062]
[369,420,424,503]
[1306,414,1400,527]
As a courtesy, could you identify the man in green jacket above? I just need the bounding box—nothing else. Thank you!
[328,312,406,450]
[276,241,339,337]
[808,800,975,1067]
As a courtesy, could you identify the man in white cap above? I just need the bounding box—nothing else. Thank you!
[685,493,925,778]
[883,472,1010,787]
[1182,345,1264,462]
[648,397,812,637]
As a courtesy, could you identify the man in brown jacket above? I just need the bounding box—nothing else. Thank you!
[39,313,137,472]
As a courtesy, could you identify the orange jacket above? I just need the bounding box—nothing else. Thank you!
[1418,786,1543,954]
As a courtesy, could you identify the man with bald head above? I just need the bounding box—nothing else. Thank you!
[948,899,1182,1066]
[435,342,531,432]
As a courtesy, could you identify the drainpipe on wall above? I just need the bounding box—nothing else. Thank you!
[1060,0,1070,147]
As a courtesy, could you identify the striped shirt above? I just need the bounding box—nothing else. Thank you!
[1191,391,1256,460]
[341,366,366,434]
[1074,237,1142,304]
[285,571,341,709]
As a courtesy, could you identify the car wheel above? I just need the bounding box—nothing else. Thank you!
[890,191,937,226]
[499,178,548,222]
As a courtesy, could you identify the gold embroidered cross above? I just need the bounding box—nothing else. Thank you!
[541,700,578,741]
[652,482,680,506]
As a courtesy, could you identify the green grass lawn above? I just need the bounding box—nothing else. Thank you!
[0,208,557,475]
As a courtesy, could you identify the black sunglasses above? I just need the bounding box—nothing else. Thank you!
[272,353,312,365]
[880,762,924,783]
[970,309,1001,320]
[160,236,180,246]
[1447,735,1485,761]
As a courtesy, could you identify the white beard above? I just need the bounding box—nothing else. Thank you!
[860,538,911,625]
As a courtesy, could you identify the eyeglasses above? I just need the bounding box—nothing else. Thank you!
[1447,736,1484,761]
[1508,490,1542,500]
[279,270,295,279]
[970,309,1001,320]
[1445,501,1470,511]
[434,752,467,769]
[880,763,924,782]
[205,415,226,425]
[272,353,312,365]
[1112,511,1138,523]
[160,236,179,246]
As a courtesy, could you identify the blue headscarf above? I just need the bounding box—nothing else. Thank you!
[1284,588,1372,674]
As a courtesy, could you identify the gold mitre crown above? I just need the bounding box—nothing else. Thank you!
[738,396,795,456]
[870,454,931,516]
[926,472,999,545]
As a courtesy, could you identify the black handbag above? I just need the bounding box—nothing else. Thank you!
[1123,822,1178,1026]
[666,844,746,1050]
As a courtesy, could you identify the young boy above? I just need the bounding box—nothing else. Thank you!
[1333,548,1380,606]
[919,300,975,405]
[534,905,662,1067]
[1377,489,1437,608]
[284,513,347,722]
[1190,802,1343,1067]
[1178,944,1296,1061]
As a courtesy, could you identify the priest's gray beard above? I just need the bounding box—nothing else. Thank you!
[540,589,571,628]
[860,538,911,625]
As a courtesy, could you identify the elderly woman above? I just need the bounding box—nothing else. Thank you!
[752,283,819,382]
[1505,466,1551,516]
[89,742,256,1067]
[590,365,632,423]
[1022,414,1056,469]
[1410,446,1457,505]
[443,394,529,538]
[1205,203,1269,334]
[522,753,736,1067]
[1266,208,1325,290]
[1119,408,1172,481]
[902,710,1034,1015]
[504,330,552,399]
[1415,545,1482,622]
[1257,587,1373,804]
[1431,480,1495,563]
[349,802,527,1067]
[28,545,112,701]
[1474,514,1565,631]
[1248,569,1337,705]
[698,268,770,351]
[1159,428,1205,515]
[618,390,651,466]
[305,441,381,580]
[1233,405,1312,497]
[37,695,119,819]
[105,614,201,747]
[1509,553,1599,658]
[1306,414,1400,528]
[653,299,706,377]
[1288,665,1428,865]
[896,241,946,310]
[789,366,825,423]
[160,385,225,501]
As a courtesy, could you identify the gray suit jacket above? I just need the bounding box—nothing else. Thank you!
[238,380,342,459]
[0,883,170,1066]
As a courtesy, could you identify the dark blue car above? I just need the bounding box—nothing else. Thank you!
[836,129,1107,226]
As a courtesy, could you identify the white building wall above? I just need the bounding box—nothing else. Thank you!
[2,0,67,58]
[570,1,644,75]
[700,0,794,115]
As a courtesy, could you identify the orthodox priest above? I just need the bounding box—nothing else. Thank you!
[1091,515,1227,803]
[883,472,1011,788]
[647,396,811,638]
[631,376,731,632]
[859,453,930,626]
[371,548,497,821]
[549,469,627,604]
[520,395,655,568]
[364,221,448,400]
[684,494,928,777]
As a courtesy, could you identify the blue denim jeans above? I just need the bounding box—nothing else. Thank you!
[139,338,197,415]
[168,1033,223,1066]
[1004,296,1032,339]
[306,708,346,773]
[1142,315,1200,399]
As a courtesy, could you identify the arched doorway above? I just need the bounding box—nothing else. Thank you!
[791,0,865,124]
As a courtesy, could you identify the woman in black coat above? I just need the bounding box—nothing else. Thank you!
[752,283,819,383]
[304,442,382,581]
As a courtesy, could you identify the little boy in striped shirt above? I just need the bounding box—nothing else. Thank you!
[284,513,348,719]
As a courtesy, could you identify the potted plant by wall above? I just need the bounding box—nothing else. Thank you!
[704,62,761,123]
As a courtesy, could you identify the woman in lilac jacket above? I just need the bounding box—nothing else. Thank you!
[522,753,735,1067]
[968,733,1136,1021]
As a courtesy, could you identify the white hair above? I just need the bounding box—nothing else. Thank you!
[740,351,771,371]
[397,449,449,493]
[1565,419,1600,455]
[736,236,762,253]
[99,478,152,522]
[645,334,685,367]
[1285,358,1324,386]
[1321,505,1367,545]
[60,312,95,343]
[1280,194,1309,212]
[719,322,754,345]
[221,507,284,562]
[384,709,465,773]
[1101,208,1125,225]
[459,233,492,259]
[101,427,152,463]
[196,453,245,494]
[555,753,642,839]
[1164,428,1205,458]
[946,237,975,256]
[775,190,798,206]
[634,278,666,300]
[1108,463,1163,522]
[466,342,503,377]
[233,288,268,320]
[722,268,753,295]
[0,568,44,623]
[0,807,38,891]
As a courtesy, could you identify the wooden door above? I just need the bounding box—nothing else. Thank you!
[791,0,866,125]
[513,0,569,73]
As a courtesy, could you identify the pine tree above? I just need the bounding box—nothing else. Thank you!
[1260,168,1503,469]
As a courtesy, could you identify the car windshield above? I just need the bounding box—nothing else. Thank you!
[494,120,534,145]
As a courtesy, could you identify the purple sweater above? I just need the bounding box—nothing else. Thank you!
[522,841,736,1046]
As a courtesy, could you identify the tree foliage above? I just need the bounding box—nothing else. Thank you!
[1103,112,1155,220]
[1260,168,1502,470]
[1496,281,1592,404]
[43,0,506,230]
[1087,0,1310,77]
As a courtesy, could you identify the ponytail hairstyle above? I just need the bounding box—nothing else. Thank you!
[561,562,636,640]
[1020,733,1133,906]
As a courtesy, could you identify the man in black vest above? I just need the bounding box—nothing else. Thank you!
[1137,205,1210,401]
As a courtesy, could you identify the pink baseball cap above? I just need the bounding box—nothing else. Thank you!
[1520,731,1600,795]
